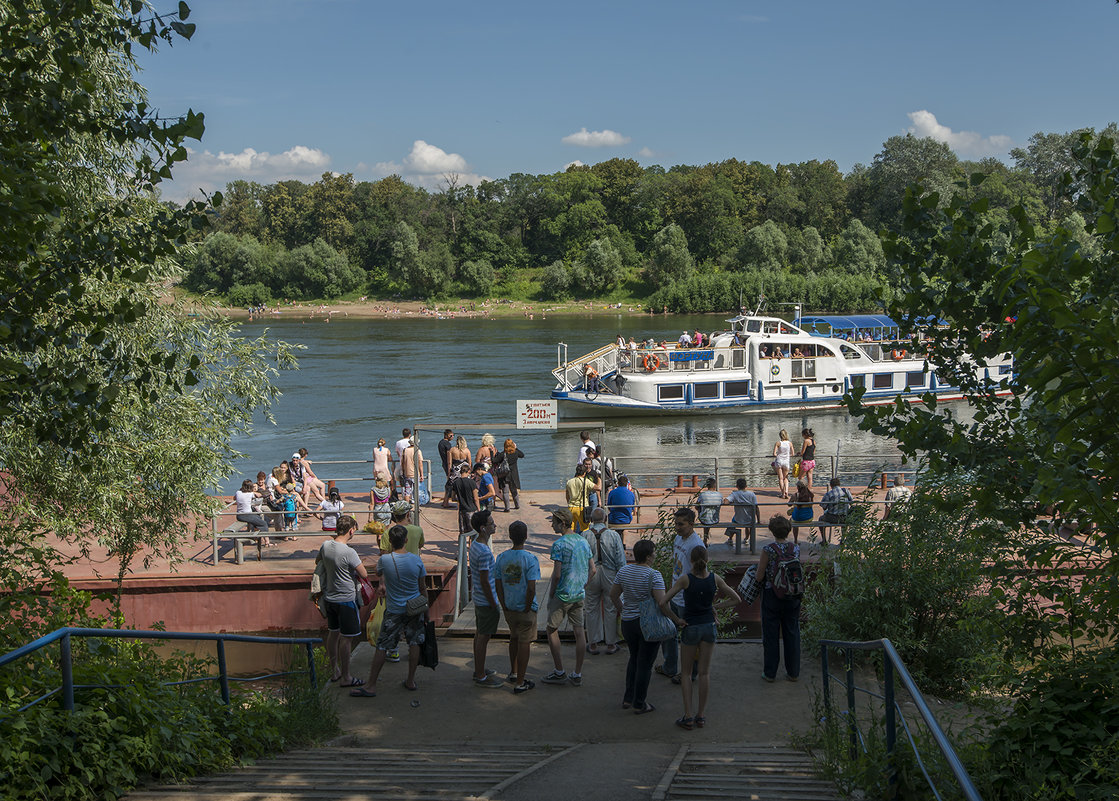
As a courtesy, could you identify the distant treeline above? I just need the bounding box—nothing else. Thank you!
[179,125,1116,312]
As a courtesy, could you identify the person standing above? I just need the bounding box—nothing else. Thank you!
[725,478,760,546]
[451,463,480,535]
[608,539,667,714]
[606,474,637,526]
[578,430,597,468]
[495,520,540,694]
[657,508,704,684]
[696,478,723,546]
[662,545,741,729]
[352,523,427,697]
[372,438,392,485]
[492,438,525,512]
[773,429,793,499]
[400,438,424,502]
[474,433,497,470]
[799,428,817,488]
[582,508,626,656]
[542,509,595,686]
[469,510,505,688]
[758,515,801,683]
[393,428,412,473]
[437,429,455,508]
[318,515,367,689]
[476,462,497,511]
[565,464,594,533]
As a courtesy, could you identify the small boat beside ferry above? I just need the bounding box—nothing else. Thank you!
[551,313,1012,417]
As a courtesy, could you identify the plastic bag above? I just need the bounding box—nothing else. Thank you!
[365,598,385,645]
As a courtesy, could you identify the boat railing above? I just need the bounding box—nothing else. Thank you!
[553,343,620,389]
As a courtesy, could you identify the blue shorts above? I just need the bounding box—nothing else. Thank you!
[325,600,361,637]
[681,622,717,646]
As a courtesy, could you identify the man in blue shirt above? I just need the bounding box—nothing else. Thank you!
[496,520,540,694]
[606,474,637,526]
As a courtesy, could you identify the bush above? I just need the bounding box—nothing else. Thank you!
[227,282,272,307]
[539,260,572,300]
[803,481,1003,698]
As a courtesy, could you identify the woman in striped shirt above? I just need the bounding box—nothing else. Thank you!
[609,539,667,715]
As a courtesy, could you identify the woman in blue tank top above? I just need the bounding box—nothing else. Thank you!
[661,545,741,730]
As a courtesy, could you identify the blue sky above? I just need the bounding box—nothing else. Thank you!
[139,0,1119,201]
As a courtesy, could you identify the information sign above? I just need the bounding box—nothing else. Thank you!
[516,399,558,429]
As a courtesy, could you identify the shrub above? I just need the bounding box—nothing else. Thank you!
[227,282,272,307]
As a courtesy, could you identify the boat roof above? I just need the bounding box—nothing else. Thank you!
[794,314,898,331]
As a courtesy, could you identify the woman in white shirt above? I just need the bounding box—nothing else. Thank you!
[316,487,346,531]
[772,429,793,499]
[234,479,270,546]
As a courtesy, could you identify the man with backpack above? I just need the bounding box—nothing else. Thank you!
[817,476,854,545]
[758,514,803,683]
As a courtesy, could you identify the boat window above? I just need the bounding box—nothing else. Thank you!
[872,373,894,390]
[723,380,750,398]
[998,364,1013,375]
[693,359,710,371]
[840,344,862,360]
[906,371,926,388]
[658,385,685,402]
[746,320,761,333]
[763,321,779,334]
[714,354,725,368]
[850,374,865,389]
[792,360,817,380]
[693,382,719,400]
[732,349,745,368]
[674,360,690,371]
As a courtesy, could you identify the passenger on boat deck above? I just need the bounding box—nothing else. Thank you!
[678,331,692,348]
[627,337,639,350]
[792,347,805,358]
[693,329,705,348]
[615,334,625,347]
[583,363,600,392]
[772,346,785,358]
[657,339,668,349]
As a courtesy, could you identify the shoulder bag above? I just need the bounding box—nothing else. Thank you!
[638,571,677,641]
[393,553,430,618]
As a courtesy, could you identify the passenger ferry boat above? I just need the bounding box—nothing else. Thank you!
[551,313,1013,417]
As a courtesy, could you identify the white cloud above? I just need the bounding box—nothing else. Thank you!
[159,145,332,201]
[564,160,585,170]
[906,110,1014,158]
[637,146,656,158]
[402,140,469,174]
[562,127,632,147]
[368,141,490,190]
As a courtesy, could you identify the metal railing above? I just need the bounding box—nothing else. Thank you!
[819,638,982,801]
[0,627,322,717]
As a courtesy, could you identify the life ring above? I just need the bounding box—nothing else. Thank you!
[891,349,907,361]
[643,354,661,372]
[770,364,780,377]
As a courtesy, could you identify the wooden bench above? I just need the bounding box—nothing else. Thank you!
[219,525,264,564]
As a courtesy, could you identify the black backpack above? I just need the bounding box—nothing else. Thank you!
[770,543,805,599]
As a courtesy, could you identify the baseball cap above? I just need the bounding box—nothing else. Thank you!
[551,508,573,526]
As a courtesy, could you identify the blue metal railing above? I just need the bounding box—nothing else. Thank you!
[819,638,982,801]
[0,627,322,716]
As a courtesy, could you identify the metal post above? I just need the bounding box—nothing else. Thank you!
[749,521,757,555]
[885,652,898,799]
[411,425,421,527]
[212,512,219,567]
[455,531,469,617]
[821,645,831,712]
[305,642,317,689]
[845,648,857,761]
[217,639,230,705]
[60,632,74,712]
[714,456,720,494]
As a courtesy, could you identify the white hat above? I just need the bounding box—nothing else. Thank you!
[291,452,301,460]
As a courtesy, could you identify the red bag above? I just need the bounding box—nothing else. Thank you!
[358,575,375,606]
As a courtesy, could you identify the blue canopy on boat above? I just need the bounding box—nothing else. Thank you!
[795,314,898,335]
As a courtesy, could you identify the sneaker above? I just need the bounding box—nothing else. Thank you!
[386,650,401,663]
[786,675,799,682]
[506,673,517,684]
[473,675,505,688]
[541,670,567,685]
[569,673,583,687]
[761,673,776,683]
[513,679,536,695]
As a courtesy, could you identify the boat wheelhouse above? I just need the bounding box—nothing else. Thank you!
[551,313,1012,417]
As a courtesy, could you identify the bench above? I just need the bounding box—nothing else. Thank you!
[219,525,264,564]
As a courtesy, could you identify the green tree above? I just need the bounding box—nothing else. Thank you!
[213,179,264,238]
[786,226,825,271]
[460,259,496,297]
[830,218,885,274]
[737,220,788,271]
[582,237,623,294]
[849,134,960,230]
[0,0,208,452]
[278,238,363,299]
[539,260,572,300]
[648,223,695,285]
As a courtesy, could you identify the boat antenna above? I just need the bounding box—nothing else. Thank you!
[751,292,765,317]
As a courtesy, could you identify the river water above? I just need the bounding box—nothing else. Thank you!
[222,313,909,494]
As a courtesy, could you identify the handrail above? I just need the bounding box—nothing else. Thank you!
[818,637,982,801]
[0,627,322,716]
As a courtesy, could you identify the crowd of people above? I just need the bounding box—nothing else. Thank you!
[232,448,345,545]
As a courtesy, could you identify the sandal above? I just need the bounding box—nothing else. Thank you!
[401,681,418,691]
[634,703,656,715]
[349,687,377,698]
[675,716,695,730]
[694,716,706,728]
[339,677,364,688]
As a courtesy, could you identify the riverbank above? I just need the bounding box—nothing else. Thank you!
[189,297,673,321]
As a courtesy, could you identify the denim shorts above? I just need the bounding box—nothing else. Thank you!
[681,622,717,646]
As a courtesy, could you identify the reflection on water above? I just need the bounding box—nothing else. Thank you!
[222,314,916,493]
